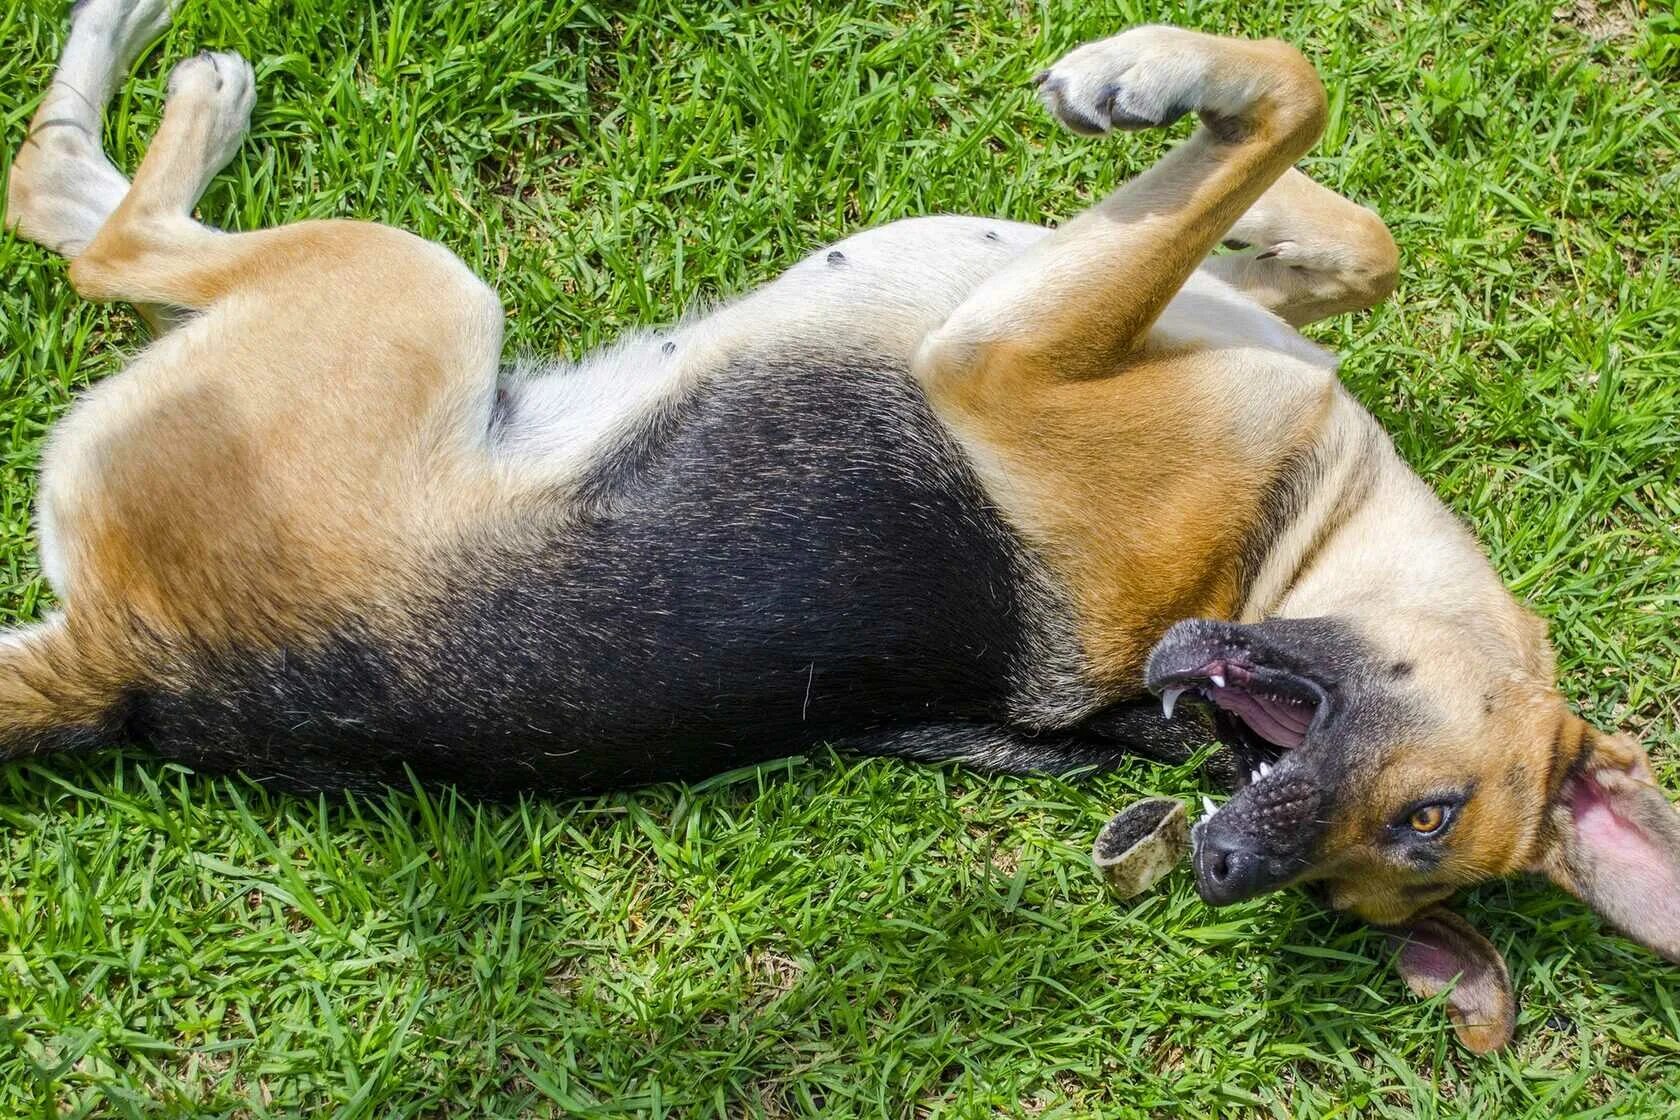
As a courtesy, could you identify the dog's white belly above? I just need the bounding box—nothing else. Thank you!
[496,215,1333,478]
[495,216,1039,476]
[742,215,1052,352]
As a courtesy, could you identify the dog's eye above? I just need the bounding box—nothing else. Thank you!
[1409,804,1450,835]
[1388,791,1471,844]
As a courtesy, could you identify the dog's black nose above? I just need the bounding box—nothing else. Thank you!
[1188,774,1326,905]
[1193,835,1271,905]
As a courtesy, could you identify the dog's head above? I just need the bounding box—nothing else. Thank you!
[1145,612,1680,1050]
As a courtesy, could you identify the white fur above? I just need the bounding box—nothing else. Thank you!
[1152,270,1339,369]
[3,0,175,254]
[495,217,1046,480]
[1037,25,1275,132]
[495,215,1336,479]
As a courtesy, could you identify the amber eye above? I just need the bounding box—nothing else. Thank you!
[1409,805,1447,834]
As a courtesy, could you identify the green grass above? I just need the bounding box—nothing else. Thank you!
[2,0,1678,1114]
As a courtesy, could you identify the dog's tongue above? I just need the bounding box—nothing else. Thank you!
[1207,687,1310,747]
[1204,663,1312,748]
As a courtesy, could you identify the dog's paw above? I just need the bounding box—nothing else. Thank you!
[165,51,256,172]
[1033,25,1321,142]
[1035,26,1225,136]
[71,0,177,71]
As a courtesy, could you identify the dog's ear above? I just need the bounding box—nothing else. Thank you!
[1533,728,1680,963]
[1390,908,1515,1053]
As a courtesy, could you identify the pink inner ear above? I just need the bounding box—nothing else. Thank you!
[1571,775,1680,901]
[1399,937,1463,988]
[1393,912,1515,1052]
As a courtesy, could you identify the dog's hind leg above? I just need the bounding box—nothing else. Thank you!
[6,0,180,330]
[38,43,507,606]
[5,0,175,255]
[61,48,500,379]
[61,49,258,310]
[17,10,504,630]
[1204,168,1399,326]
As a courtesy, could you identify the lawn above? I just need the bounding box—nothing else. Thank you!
[2,0,1678,1115]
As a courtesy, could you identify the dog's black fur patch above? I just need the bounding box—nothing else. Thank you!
[127,350,1166,795]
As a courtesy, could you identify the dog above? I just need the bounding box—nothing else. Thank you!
[5,1,1677,1053]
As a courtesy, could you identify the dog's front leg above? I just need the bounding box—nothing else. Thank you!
[1205,167,1399,326]
[909,27,1335,680]
[915,26,1328,387]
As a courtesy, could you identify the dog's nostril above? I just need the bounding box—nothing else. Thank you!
[1204,843,1264,891]
[1210,848,1234,882]
[1194,829,1280,905]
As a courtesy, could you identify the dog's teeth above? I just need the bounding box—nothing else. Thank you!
[1162,686,1186,719]
[1210,673,1226,688]
[1259,761,1273,778]
[1249,768,1260,785]
[1202,795,1218,818]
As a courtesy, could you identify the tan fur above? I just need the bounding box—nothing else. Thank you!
[0,617,123,750]
[918,33,1331,382]
[934,345,1334,681]
[1204,167,1399,326]
[1317,699,1584,925]
[50,211,512,635]
[13,39,519,659]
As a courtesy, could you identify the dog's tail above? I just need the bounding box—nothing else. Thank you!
[0,616,125,758]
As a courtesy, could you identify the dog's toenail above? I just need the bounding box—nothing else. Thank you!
[826,250,846,266]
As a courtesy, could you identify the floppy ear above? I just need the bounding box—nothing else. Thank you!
[1390,908,1516,1054]
[1534,729,1680,963]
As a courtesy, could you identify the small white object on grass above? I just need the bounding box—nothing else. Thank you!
[1091,797,1191,900]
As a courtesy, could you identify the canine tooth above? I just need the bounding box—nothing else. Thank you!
[1259,761,1273,778]
[1202,795,1218,818]
[1210,673,1226,688]
[1162,686,1187,719]
[1249,768,1260,785]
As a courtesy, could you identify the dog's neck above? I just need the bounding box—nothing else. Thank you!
[1243,387,1520,636]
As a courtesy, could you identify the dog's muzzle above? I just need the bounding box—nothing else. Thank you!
[1190,769,1328,904]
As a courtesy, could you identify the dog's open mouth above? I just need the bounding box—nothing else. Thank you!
[1153,659,1325,788]
[1143,620,1348,903]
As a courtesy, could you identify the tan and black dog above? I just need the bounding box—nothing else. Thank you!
[5,1,1677,1052]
